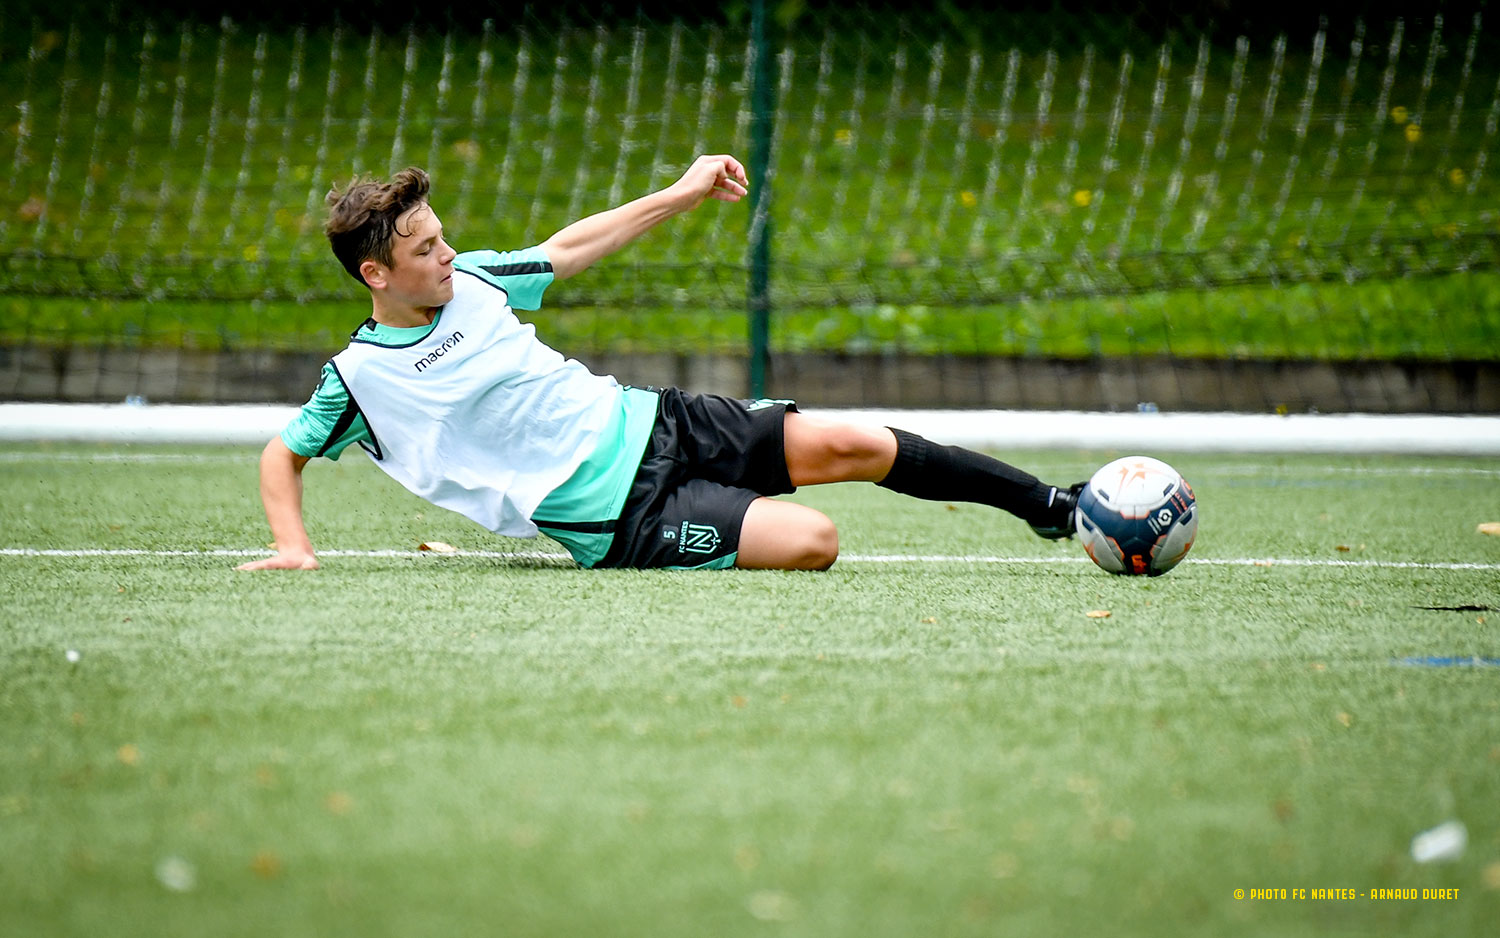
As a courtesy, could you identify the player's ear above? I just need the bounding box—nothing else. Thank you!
[360,258,386,289]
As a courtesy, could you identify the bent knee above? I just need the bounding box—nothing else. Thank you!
[794,515,840,570]
[737,498,840,570]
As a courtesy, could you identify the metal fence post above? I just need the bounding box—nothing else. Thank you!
[747,0,773,398]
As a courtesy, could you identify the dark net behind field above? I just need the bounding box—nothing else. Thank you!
[1,1,1497,409]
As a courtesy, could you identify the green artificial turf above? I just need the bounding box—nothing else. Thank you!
[2,446,1498,936]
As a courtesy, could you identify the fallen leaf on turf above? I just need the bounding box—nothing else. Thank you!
[249,849,283,879]
[324,791,353,816]
[920,616,937,624]
[1086,610,1111,619]
[1479,522,1500,536]
[1336,711,1353,727]
[1482,860,1500,890]
[418,541,458,553]
[1336,544,1351,552]
[117,744,140,766]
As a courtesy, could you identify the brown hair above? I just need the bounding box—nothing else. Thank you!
[324,167,431,286]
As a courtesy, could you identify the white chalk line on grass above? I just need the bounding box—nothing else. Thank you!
[2,548,1496,571]
[1210,464,1500,478]
[0,452,259,464]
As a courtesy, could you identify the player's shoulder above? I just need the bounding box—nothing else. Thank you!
[307,358,352,404]
[453,247,554,310]
[454,246,553,278]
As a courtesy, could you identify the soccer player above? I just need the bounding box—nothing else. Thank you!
[237,155,1080,572]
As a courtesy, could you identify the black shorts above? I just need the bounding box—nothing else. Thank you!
[596,388,799,570]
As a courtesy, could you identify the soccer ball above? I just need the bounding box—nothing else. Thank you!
[1076,456,1197,576]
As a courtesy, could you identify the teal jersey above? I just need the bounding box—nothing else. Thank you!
[279,245,659,562]
[533,385,659,567]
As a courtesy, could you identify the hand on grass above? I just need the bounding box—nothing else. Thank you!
[236,550,319,571]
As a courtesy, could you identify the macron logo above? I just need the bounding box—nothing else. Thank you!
[413,331,464,373]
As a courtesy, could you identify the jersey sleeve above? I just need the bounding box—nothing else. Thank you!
[453,246,554,310]
[279,361,371,461]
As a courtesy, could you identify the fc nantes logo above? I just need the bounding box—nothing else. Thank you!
[673,521,721,555]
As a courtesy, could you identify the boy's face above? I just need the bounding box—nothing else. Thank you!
[365,202,456,309]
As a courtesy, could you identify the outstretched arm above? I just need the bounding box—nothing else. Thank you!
[540,154,749,280]
[236,437,319,571]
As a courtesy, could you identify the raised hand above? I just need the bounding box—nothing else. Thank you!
[669,154,750,211]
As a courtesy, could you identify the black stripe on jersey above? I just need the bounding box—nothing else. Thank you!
[533,518,616,534]
[326,360,384,461]
[478,260,552,278]
[317,391,363,459]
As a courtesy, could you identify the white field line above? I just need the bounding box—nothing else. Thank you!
[0,452,259,463]
[1208,464,1500,477]
[1,548,1496,571]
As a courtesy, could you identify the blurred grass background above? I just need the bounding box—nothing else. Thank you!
[2,1,1498,366]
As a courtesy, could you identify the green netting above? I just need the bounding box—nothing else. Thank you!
[1,2,1497,401]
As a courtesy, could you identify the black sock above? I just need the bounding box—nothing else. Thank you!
[877,427,1059,523]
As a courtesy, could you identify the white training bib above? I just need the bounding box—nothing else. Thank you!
[332,269,620,538]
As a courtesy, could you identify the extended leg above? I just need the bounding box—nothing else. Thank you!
[878,426,1078,534]
[782,411,898,485]
[782,412,1077,534]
